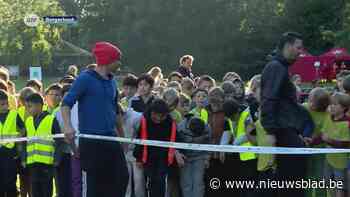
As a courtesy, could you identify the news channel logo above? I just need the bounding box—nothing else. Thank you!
[24,14,78,27]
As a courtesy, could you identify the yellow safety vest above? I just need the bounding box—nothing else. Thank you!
[190,108,208,124]
[26,114,55,165]
[50,106,60,115]
[227,118,234,136]
[42,104,49,112]
[236,109,256,161]
[43,104,60,115]
[0,110,19,149]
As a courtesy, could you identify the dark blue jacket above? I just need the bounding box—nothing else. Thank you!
[261,54,313,135]
[62,69,118,136]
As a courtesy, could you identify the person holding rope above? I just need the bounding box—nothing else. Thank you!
[61,41,128,197]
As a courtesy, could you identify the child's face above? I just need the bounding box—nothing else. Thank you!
[150,111,167,124]
[338,78,345,92]
[137,80,152,96]
[45,90,62,108]
[209,96,224,113]
[165,98,178,112]
[177,100,190,115]
[232,81,244,98]
[329,99,345,118]
[194,91,208,108]
[308,93,317,111]
[198,81,212,92]
[26,102,43,117]
[182,83,194,97]
[295,77,302,86]
[0,99,9,113]
[122,85,137,98]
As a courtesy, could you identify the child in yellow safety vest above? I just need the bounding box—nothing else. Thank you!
[177,93,191,118]
[221,99,257,197]
[244,76,277,197]
[320,92,350,197]
[44,83,63,115]
[18,87,37,122]
[0,90,25,197]
[17,86,37,197]
[24,93,61,197]
[189,88,209,123]
[302,87,330,197]
[48,83,74,197]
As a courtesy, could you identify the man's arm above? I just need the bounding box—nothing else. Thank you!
[61,73,88,143]
[116,115,124,137]
[61,106,75,143]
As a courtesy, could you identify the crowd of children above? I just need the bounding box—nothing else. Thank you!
[2,53,350,197]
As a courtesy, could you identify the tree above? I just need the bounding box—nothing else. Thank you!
[0,0,65,71]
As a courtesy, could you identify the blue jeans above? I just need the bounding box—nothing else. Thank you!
[180,158,206,197]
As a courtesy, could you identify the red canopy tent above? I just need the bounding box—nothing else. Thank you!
[289,50,318,82]
[319,48,350,80]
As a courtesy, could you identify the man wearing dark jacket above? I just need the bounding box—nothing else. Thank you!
[177,55,194,79]
[260,32,306,197]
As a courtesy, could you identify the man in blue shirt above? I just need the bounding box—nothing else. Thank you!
[61,41,128,197]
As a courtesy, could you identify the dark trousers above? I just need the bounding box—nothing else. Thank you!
[80,138,129,197]
[205,154,242,197]
[29,164,53,197]
[55,153,72,197]
[144,160,169,197]
[236,159,258,197]
[167,165,182,197]
[257,169,277,197]
[275,129,307,197]
[18,164,32,197]
[0,147,17,197]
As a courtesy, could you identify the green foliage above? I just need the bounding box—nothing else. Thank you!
[2,0,350,79]
[0,0,65,69]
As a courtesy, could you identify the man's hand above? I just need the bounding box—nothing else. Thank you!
[266,134,276,146]
[321,133,330,143]
[136,162,143,169]
[303,137,313,146]
[64,126,76,144]
[175,151,186,168]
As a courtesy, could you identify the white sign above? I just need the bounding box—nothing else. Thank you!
[30,67,42,81]
[24,14,40,27]
[7,65,19,77]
